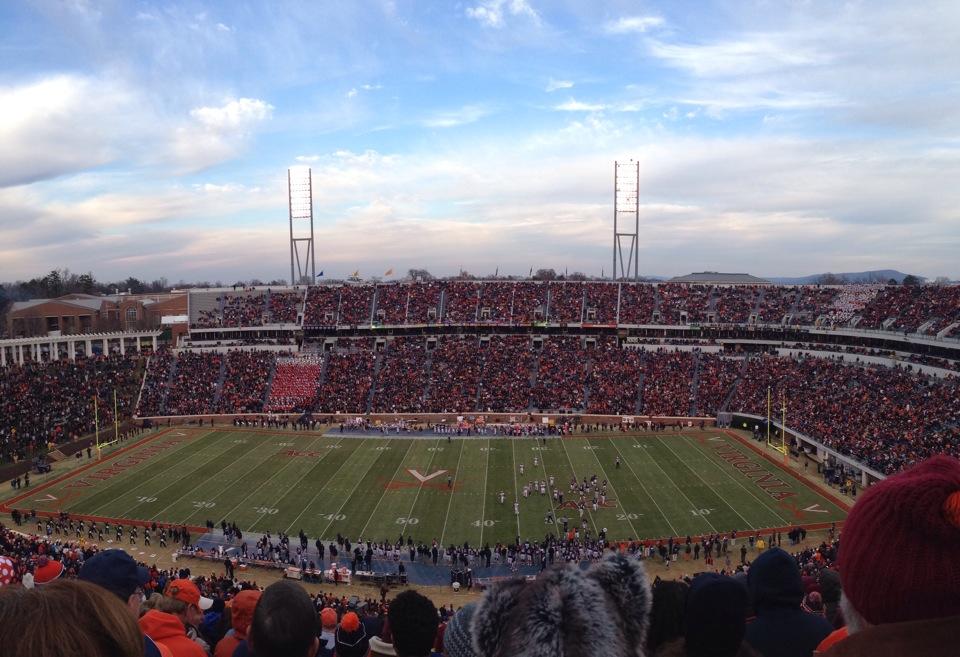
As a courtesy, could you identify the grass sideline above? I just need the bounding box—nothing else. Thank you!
[2,428,847,544]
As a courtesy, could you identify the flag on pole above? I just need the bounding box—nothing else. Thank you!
[316,271,324,278]
[384,268,394,277]
[529,267,533,277]
[351,270,360,278]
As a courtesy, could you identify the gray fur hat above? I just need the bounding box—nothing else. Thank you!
[471,552,651,657]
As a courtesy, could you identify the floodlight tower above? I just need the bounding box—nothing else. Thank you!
[612,160,640,281]
[288,166,316,285]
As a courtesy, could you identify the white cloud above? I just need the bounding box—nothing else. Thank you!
[545,78,573,92]
[466,0,540,28]
[189,98,273,131]
[171,98,273,172]
[648,36,829,78]
[215,22,231,32]
[605,15,664,34]
[422,105,490,128]
[553,98,606,112]
[346,88,358,98]
[0,75,142,188]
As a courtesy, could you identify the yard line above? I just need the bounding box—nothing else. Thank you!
[316,438,390,538]
[212,436,328,525]
[510,439,521,538]
[439,438,466,545]
[583,439,640,539]
[650,437,722,533]
[153,436,316,519]
[179,436,325,525]
[112,431,232,518]
[608,440,679,536]
[557,437,600,534]
[87,430,217,516]
[256,437,344,513]
[399,440,442,538]
[682,435,787,527]
[287,438,371,537]
[535,437,560,536]
[478,438,491,545]
[357,440,417,539]
[658,435,755,531]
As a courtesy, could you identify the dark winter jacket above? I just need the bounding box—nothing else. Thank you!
[744,549,832,657]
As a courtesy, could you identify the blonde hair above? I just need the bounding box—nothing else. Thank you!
[0,579,144,657]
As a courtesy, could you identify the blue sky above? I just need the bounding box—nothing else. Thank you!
[1,0,958,282]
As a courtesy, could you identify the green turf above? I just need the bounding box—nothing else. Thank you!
[17,428,846,545]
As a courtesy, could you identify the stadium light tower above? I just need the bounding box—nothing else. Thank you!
[612,160,640,281]
[288,166,316,285]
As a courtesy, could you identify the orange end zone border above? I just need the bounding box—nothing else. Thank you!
[1,427,209,534]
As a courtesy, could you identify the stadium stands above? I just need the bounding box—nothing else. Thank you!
[0,355,142,463]
[266,356,322,412]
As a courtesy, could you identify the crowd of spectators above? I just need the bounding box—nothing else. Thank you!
[138,349,175,416]
[443,282,480,324]
[757,286,798,323]
[587,338,644,414]
[338,285,375,325]
[477,282,513,324]
[317,349,376,414]
[371,339,428,413]
[820,285,881,326]
[303,286,340,327]
[618,283,656,324]
[406,282,443,324]
[425,337,482,412]
[511,282,547,324]
[857,284,960,332]
[583,282,619,324]
[266,356,323,412]
[477,336,535,411]
[165,352,223,416]
[267,291,302,324]
[732,353,960,473]
[658,284,713,324]
[372,283,409,325]
[530,337,586,411]
[694,353,743,415]
[641,350,696,416]
[216,351,275,414]
[713,286,760,323]
[547,282,584,323]
[0,355,142,463]
[221,294,266,328]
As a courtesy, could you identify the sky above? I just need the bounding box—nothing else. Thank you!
[1,0,958,283]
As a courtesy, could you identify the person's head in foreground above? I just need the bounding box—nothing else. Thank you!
[823,454,960,656]
[470,552,651,657]
[248,580,319,657]
[0,578,144,657]
[388,590,439,657]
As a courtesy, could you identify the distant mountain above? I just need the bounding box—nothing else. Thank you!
[768,270,922,285]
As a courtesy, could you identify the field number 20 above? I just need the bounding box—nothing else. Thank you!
[253,507,278,515]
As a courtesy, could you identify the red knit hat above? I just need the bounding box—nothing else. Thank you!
[838,455,960,625]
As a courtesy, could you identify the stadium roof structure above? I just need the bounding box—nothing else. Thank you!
[669,272,772,285]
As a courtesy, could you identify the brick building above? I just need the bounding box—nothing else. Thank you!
[6,292,187,338]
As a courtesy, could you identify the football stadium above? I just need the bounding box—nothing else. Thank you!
[2,4,959,657]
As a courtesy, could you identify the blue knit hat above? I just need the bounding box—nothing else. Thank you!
[443,603,476,657]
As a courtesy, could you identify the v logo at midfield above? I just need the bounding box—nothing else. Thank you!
[407,469,448,483]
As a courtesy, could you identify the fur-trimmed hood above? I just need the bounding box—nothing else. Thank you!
[471,552,651,657]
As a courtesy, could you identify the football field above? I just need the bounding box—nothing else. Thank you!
[4,427,847,545]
